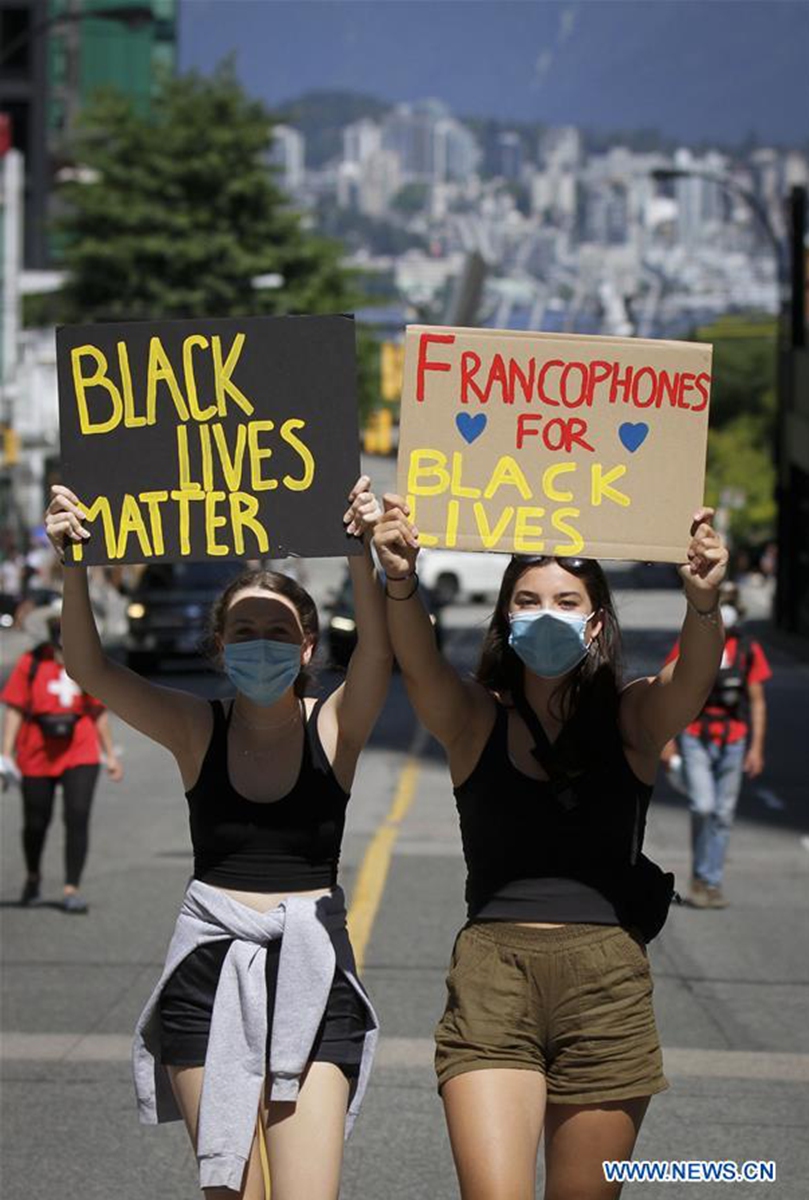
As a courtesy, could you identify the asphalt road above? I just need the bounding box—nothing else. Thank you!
[1,581,808,1199]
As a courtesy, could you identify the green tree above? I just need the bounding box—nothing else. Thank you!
[695,316,778,546]
[54,66,356,321]
[55,65,382,421]
[705,414,776,545]
[695,315,775,432]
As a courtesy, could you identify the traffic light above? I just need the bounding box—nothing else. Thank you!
[1,424,19,465]
[380,341,404,402]
[363,408,394,455]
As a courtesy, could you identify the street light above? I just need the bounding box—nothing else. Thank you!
[0,5,154,69]
[650,166,788,306]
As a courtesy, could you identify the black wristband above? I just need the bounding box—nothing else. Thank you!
[385,572,419,600]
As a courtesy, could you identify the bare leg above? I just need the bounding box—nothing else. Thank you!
[263,1062,350,1200]
[442,1068,547,1200]
[167,1064,267,1200]
[543,1097,650,1200]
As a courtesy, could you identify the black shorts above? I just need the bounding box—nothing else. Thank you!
[159,939,367,1080]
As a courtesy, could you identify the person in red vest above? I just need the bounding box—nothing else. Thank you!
[661,581,770,908]
[0,600,123,911]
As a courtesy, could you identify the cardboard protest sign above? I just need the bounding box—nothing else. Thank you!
[396,325,713,562]
[57,314,362,565]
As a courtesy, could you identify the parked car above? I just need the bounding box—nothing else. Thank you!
[325,569,444,670]
[125,561,240,673]
[627,562,682,589]
[417,548,508,605]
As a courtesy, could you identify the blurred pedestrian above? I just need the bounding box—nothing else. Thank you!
[374,496,728,1200]
[661,580,770,908]
[0,532,25,627]
[13,526,62,630]
[45,477,388,1198]
[0,599,123,912]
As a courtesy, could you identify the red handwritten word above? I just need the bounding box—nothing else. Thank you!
[415,333,710,413]
[516,414,594,453]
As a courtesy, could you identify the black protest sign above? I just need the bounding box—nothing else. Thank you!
[57,314,362,565]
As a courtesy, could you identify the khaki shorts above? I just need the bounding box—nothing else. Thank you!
[435,921,668,1105]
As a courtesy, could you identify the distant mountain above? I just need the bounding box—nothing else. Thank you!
[274,90,758,174]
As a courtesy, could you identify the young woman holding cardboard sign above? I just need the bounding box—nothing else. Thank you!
[374,498,728,1200]
[45,477,390,1200]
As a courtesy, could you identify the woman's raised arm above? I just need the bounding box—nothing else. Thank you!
[46,486,209,769]
[320,476,393,759]
[373,494,489,753]
[621,506,729,755]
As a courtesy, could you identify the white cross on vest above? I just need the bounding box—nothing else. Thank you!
[46,669,82,709]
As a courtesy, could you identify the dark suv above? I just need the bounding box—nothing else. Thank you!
[125,561,240,673]
[325,568,444,670]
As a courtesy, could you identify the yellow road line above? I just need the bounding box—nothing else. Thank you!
[348,754,421,971]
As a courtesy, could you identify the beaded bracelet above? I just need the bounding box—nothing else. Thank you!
[385,572,419,601]
[685,594,721,626]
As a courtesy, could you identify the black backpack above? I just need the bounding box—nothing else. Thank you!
[700,634,751,743]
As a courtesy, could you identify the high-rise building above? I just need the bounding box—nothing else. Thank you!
[0,0,177,268]
[497,132,522,181]
[433,116,480,183]
[270,124,305,193]
[381,99,480,182]
[343,118,381,166]
[538,126,581,172]
[358,147,401,218]
[673,148,727,246]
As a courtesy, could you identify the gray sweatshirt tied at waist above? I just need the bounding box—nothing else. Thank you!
[132,880,378,1192]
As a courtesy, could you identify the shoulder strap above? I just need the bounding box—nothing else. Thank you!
[304,697,333,774]
[510,685,579,811]
[209,698,229,744]
[735,635,751,681]
[510,688,557,772]
[24,645,47,718]
[27,644,46,686]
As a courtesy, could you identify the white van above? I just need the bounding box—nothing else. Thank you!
[417,548,508,605]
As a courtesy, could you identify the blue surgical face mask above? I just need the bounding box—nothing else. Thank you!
[508,609,595,679]
[222,638,302,706]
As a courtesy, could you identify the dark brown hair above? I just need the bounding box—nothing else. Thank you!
[476,556,623,763]
[206,569,319,697]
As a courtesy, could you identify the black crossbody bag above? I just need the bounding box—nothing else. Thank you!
[510,690,677,943]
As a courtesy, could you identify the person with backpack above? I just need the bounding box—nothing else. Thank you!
[1,599,123,912]
[661,581,770,909]
[374,495,728,1200]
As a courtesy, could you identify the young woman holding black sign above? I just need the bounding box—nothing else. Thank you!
[44,476,390,1200]
[374,497,728,1200]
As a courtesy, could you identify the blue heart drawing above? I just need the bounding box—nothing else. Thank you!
[619,422,649,453]
[456,412,487,444]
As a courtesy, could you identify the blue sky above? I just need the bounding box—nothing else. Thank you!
[179,1,809,144]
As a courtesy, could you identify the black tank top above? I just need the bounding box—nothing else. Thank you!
[186,699,350,893]
[454,701,654,919]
